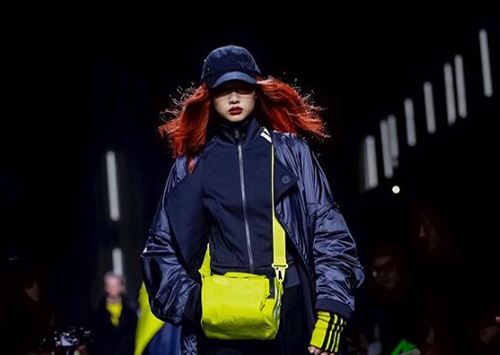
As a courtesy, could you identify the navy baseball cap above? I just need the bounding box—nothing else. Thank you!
[200,45,262,89]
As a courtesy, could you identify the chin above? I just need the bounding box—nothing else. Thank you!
[226,114,246,121]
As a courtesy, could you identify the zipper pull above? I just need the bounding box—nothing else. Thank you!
[234,129,240,140]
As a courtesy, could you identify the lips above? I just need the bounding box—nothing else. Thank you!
[229,107,243,115]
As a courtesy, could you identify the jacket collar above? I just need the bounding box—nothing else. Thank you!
[210,112,262,147]
[202,125,298,202]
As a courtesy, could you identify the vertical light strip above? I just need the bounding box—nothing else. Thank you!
[444,63,457,126]
[387,115,399,168]
[454,54,467,118]
[112,247,123,276]
[479,29,493,97]
[380,120,393,178]
[106,150,120,221]
[404,98,417,146]
[361,135,379,190]
[423,82,436,134]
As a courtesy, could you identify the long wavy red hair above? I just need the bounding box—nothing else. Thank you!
[158,77,331,174]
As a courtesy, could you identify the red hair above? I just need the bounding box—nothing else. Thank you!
[158,77,331,174]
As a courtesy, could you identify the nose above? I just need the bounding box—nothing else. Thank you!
[228,91,240,104]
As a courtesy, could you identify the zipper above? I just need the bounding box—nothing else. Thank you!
[235,129,255,273]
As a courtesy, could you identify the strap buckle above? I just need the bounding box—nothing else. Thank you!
[272,263,288,283]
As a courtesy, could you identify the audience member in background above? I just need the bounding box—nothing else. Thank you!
[350,242,418,354]
[466,302,500,354]
[88,272,137,355]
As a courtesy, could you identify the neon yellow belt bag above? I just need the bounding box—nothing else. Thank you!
[198,142,288,340]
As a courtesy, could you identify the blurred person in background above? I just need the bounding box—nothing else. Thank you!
[87,272,137,355]
[466,303,500,354]
[349,242,418,354]
[1,251,56,355]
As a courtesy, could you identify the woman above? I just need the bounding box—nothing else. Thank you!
[141,45,365,355]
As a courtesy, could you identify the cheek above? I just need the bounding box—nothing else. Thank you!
[242,97,256,110]
[213,99,225,114]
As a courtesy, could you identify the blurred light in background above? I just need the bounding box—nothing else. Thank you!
[404,98,417,147]
[479,29,493,97]
[380,118,395,178]
[454,54,467,118]
[359,24,496,195]
[444,62,457,125]
[387,115,399,169]
[391,185,400,194]
[360,135,379,191]
[423,82,437,134]
[106,150,120,221]
[112,247,123,276]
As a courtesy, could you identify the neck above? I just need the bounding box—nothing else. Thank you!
[106,295,122,304]
[211,112,259,145]
[215,112,253,129]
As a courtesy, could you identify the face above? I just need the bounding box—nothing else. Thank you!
[104,275,124,299]
[416,211,440,252]
[372,254,400,291]
[211,80,256,122]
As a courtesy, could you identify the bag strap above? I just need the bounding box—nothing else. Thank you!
[199,133,288,282]
[271,141,288,284]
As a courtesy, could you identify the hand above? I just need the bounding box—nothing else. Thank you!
[308,344,337,354]
[308,311,346,354]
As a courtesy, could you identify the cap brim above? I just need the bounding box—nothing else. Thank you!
[209,71,257,89]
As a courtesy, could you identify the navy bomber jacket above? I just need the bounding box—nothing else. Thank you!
[141,113,365,353]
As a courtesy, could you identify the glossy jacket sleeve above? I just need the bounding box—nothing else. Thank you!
[295,138,365,320]
[140,158,202,325]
